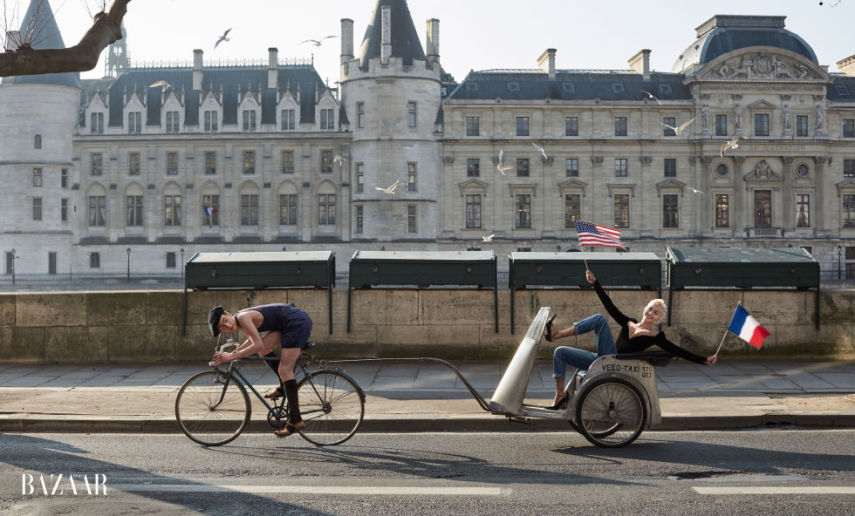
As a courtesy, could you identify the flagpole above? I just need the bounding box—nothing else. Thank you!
[715,300,743,357]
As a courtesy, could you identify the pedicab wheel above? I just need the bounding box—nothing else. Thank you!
[575,377,647,448]
[175,371,251,447]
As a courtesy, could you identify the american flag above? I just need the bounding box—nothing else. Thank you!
[574,220,625,249]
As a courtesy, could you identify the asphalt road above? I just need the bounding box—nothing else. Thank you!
[1,429,853,514]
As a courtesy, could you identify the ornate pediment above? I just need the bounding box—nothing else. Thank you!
[697,47,827,82]
[557,178,588,189]
[743,159,782,182]
[655,178,686,197]
[835,178,855,195]
[456,178,489,195]
[746,99,776,110]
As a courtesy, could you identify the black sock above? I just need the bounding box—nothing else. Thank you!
[284,379,301,423]
[263,352,281,386]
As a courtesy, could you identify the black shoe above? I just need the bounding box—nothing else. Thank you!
[544,395,568,410]
[544,314,557,342]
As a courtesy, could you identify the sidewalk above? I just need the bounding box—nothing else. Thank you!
[1,359,854,433]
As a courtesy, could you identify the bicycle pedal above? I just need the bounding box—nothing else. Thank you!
[507,416,530,424]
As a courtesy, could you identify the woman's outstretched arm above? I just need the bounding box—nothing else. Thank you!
[586,270,630,325]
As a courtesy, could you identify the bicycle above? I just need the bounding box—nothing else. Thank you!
[175,340,365,447]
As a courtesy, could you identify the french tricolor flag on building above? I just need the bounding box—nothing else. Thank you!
[727,305,770,349]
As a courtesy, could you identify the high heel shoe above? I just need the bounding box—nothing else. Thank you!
[544,314,557,342]
[544,395,568,410]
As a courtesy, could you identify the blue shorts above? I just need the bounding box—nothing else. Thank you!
[281,313,312,349]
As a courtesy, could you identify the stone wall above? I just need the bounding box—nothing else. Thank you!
[0,288,853,363]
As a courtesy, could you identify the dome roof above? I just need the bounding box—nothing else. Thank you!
[6,0,80,88]
[673,15,818,74]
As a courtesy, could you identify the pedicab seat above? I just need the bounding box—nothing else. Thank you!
[614,352,673,367]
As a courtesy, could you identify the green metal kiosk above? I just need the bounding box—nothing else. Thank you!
[347,250,498,332]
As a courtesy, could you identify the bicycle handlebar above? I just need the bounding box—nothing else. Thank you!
[209,339,240,366]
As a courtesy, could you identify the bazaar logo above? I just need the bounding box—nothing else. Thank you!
[21,474,107,496]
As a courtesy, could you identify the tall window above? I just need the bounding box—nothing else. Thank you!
[61,169,68,188]
[515,194,531,228]
[61,198,68,222]
[663,194,679,228]
[166,151,178,175]
[715,114,727,136]
[844,119,855,138]
[281,109,295,130]
[664,158,676,177]
[565,117,578,136]
[281,150,294,174]
[564,194,580,228]
[355,205,363,233]
[91,152,103,176]
[356,163,364,193]
[321,151,333,173]
[844,195,855,227]
[32,168,42,187]
[48,252,56,275]
[566,158,579,177]
[715,194,730,228]
[845,159,855,178]
[465,194,482,229]
[90,253,100,269]
[5,252,12,274]
[754,190,772,227]
[202,194,219,227]
[467,158,480,178]
[242,110,257,131]
[279,194,297,225]
[166,252,176,269]
[796,194,810,228]
[34,134,42,149]
[319,194,336,225]
[615,117,627,136]
[615,158,628,177]
[128,111,142,133]
[90,112,103,134]
[204,110,218,132]
[662,117,676,137]
[166,111,180,133]
[516,158,529,177]
[754,113,769,136]
[356,103,364,129]
[129,152,141,176]
[240,194,258,225]
[407,102,417,128]
[407,162,417,191]
[796,115,808,137]
[320,109,334,130]
[466,116,480,136]
[88,195,106,226]
[516,116,529,136]
[243,151,255,175]
[204,151,216,175]
[126,195,143,226]
[32,198,42,221]
[164,195,182,226]
[614,194,630,228]
[407,205,417,233]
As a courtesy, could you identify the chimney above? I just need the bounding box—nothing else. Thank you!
[192,49,204,90]
[537,48,556,79]
[628,49,651,80]
[4,30,21,51]
[380,5,391,65]
[838,54,855,76]
[426,19,440,66]
[268,47,279,89]
[341,18,354,65]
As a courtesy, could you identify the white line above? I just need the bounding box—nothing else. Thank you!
[111,484,510,496]
[694,486,855,495]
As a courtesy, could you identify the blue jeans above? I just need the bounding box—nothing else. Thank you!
[552,314,616,379]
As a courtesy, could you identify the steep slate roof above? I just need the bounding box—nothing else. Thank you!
[447,70,692,102]
[8,0,80,88]
[673,15,818,73]
[99,65,325,128]
[828,76,855,102]
[357,0,425,71]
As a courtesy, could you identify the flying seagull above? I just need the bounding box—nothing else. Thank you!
[375,179,401,195]
[531,142,549,160]
[720,135,742,158]
[148,80,171,89]
[687,186,705,194]
[333,155,344,166]
[481,233,495,243]
[660,117,697,135]
[496,148,513,175]
[300,35,337,46]
[641,90,662,105]
[214,28,232,48]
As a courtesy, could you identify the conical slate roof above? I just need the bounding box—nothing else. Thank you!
[357,0,425,71]
[8,0,81,88]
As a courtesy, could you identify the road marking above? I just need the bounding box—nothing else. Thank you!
[110,484,511,496]
[694,486,855,495]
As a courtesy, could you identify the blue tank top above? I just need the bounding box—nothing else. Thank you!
[237,303,305,333]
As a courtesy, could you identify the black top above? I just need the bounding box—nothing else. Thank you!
[593,280,706,365]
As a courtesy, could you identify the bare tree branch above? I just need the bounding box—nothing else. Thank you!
[0,0,131,77]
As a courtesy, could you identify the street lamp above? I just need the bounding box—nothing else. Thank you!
[839,245,843,280]
[180,248,185,279]
[126,248,131,282]
[10,248,15,286]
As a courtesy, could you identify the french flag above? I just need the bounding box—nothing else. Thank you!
[727,305,770,349]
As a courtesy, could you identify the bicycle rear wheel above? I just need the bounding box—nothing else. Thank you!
[576,377,647,448]
[295,370,364,446]
[175,370,251,446]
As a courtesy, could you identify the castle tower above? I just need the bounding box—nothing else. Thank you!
[0,0,81,275]
[104,22,129,77]
[340,0,442,241]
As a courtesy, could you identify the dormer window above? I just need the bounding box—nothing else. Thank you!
[320,109,335,130]
[242,110,257,132]
[507,82,520,92]
[166,111,180,133]
[562,82,575,94]
[611,82,625,94]
[657,84,672,96]
[90,112,104,134]
[204,111,218,132]
[836,84,850,97]
[128,112,141,134]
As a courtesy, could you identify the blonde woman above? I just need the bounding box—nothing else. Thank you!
[544,270,717,409]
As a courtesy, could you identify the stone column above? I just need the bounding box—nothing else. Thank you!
[813,156,827,232]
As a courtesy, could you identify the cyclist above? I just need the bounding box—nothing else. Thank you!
[209,303,313,437]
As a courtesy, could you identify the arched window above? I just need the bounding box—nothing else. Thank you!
[34,134,42,149]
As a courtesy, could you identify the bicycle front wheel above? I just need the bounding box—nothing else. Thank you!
[296,370,364,446]
[175,370,251,446]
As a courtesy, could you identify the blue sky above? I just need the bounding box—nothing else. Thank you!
[7,0,854,82]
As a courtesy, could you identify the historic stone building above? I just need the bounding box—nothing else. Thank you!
[2,0,855,278]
